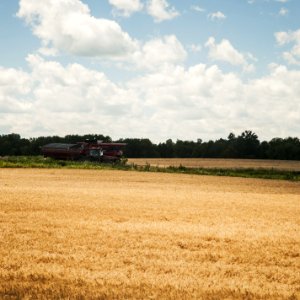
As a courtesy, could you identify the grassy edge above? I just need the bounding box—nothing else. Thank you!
[0,156,299,181]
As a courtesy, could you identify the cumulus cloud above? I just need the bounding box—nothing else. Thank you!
[109,0,143,17]
[17,0,138,58]
[1,55,300,141]
[275,29,300,65]
[38,46,58,57]
[0,54,141,137]
[132,35,187,71]
[0,67,32,113]
[25,54,132,114]
[16,0,184,69]
[208,11,226,21]
[205,37,255,72]
[147,0,179,23]
[108,0,179,22]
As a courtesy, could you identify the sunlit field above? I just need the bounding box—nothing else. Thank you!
[128,158,300,171]
[0,168,299,299]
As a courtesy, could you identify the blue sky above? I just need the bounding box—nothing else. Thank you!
[0,0,300,142]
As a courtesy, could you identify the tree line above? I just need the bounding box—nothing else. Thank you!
[0,131,300,160]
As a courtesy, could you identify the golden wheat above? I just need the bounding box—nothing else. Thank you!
[0,168,299,299]
[128,158,300,171]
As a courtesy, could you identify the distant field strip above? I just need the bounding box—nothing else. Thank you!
[0,169,299,299]
[1,156,300,181]
[128,158,300,171]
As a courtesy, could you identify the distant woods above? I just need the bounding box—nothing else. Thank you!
[0,131,300,160]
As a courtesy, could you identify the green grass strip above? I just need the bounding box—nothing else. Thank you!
[0,156,299,181]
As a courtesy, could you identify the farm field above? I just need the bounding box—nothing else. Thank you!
[0,168,300,299]
[128,158,300,171]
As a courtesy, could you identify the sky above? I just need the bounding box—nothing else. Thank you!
[0,0,300,142]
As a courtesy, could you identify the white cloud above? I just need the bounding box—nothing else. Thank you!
[38,46,58,57]
[0,67,32,113]
[109,0,143,17]
[275,29,300,65]
[109,0,180,22]
[275,31,291,45]
[205,37,255,72]
[16,0,185,69]
[1,55,300,141]
[147,0,179,23]
[282,52,300,66]
[188,44,202,53]
[191,5,205,13]
[0,54,141,137]
[208,11,226,21]
[17,0,138,58]
[25,54,132,114]
[132,35,187,71]
[279,7,288,16]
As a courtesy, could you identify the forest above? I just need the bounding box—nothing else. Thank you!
[0,131,299,160]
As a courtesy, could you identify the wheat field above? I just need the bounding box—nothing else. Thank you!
[0,168,299,299]
[128,158,300,171]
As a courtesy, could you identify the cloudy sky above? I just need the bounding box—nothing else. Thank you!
[0,0,300,142]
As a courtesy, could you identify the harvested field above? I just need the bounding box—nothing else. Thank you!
[0,168,300,299]
[128,158,300,171]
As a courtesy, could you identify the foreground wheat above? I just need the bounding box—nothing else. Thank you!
[0,168,299,299]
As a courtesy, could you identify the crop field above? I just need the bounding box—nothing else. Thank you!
[128,158,300,171]
[0,168,300,299]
